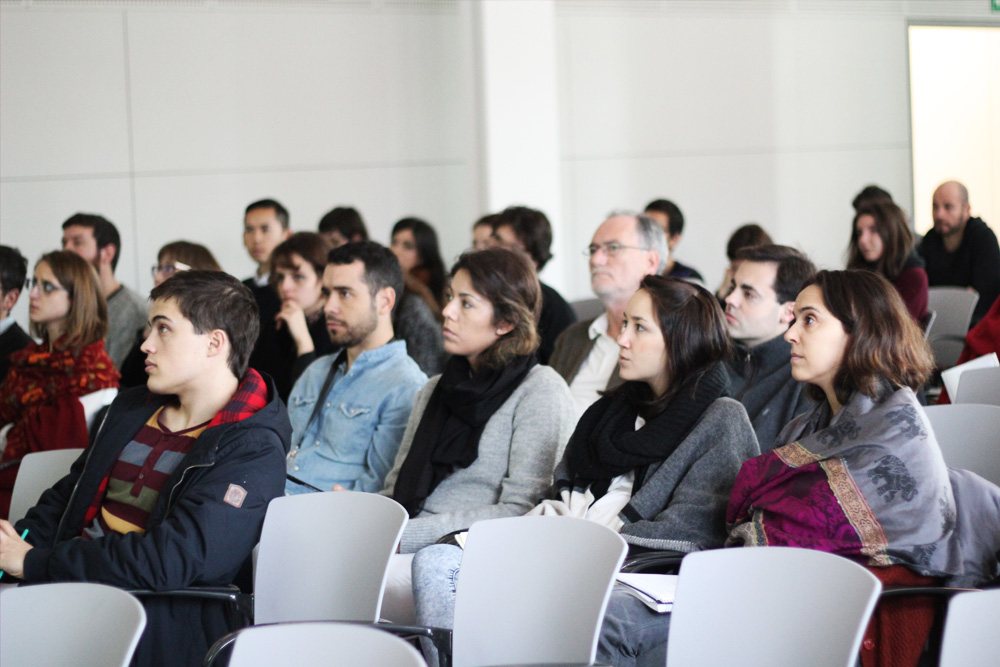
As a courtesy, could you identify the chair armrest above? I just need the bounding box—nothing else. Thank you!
[620,550,685,574]
[129,586,253,641]
[879,585,980,599]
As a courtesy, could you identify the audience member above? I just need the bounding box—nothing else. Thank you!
[120,241,222,387]
[471,213,498,251]
[261,232,338,400]
[919,181,1000,326]
[379,248,574,622]
[727,269,989,666]
[714,222,772,301]
[848,200,929,323]
[0,251,119,516]
[723,244,817,451]
[285,242,426,495]
[391,216,448,316]
[318,206,368,248]
[243,198,291,384]
[644,199,703,281]
[1,271,289,667]
[0,245,31,381]
[490,205,577,364]
[851,183,895,211]
[61,213,145,367]
[549,211,665,417]
[412,276,758,667]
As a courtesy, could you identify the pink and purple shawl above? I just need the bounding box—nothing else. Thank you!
[726,387,990,581]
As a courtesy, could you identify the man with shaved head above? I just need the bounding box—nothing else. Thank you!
[919,181,1000,326]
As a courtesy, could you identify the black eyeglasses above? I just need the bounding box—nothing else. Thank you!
[29,278,66,294]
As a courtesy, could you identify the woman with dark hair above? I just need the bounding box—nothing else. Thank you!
[120,240,223,387]
[726,270,989,667]
[412,276,760,666]
[0,251,119,515]
[847,200,929,323]
[377,247,575,622]
[390,217,447,316]
[258,232,337,400]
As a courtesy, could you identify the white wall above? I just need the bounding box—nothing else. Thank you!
[2,0,998,328]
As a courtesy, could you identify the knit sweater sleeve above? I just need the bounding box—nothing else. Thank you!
[894,266,929,321]
[397,366,575,553]
[620,398,760,552]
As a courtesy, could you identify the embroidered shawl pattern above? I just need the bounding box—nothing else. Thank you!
[726,387,968,578]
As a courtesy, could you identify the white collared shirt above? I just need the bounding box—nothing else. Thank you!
[568,313,619,421]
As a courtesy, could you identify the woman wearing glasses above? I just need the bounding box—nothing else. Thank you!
[0,251,119,516]
[119,241,222,387]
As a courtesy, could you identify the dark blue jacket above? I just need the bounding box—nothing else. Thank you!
[16,377,291,667]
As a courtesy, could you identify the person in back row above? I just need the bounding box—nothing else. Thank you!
[285,242,427,495]
[378,247,575,624]
[644,199,703,281]
[61,213,146,367]
[549,211,665,418]
[722,244,817,451]
[0,245,31,381]
[1,271,290,667]
[318,206,368,248]
[490,205,576,364]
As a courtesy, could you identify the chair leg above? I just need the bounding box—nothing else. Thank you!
[203,630,240,667]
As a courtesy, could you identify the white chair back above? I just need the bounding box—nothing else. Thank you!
[667,547,881,667]
[939,589,1000,667]
[0,582,146,667]
[927,287,979,369]
[924,404,1000,485]
[7,448,84,523]
[253,492,407,624]
[954,367,1000,406]
[451,516,627,667]
[228,622,426,667]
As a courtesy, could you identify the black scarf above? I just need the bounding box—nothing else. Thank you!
[392,354,537,517]
[560,362,729,498]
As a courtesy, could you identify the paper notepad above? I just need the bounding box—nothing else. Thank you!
[941,353,999,399]
[615,573,678,613]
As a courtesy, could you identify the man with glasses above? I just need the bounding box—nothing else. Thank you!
[61,213,146,367]
[549,211,666,417]
[0,245,31,381]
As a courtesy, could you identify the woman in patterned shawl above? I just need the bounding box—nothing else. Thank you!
[725,269,987,667]
[0,251,119,516]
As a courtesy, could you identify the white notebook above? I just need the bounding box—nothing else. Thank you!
[615,573,679,613]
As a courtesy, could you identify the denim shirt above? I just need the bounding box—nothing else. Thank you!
[285,340,427,494]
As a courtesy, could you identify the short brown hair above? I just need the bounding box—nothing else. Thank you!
[158,241,221,271]
[269,232,332,284]
[149,271,259,379]
[847,201,915,281]
[31,251,107,352]
[804,270,933,405]
[449,248,540,369]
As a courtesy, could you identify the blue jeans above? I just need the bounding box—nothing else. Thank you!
[412,544,463,667]
[596,589,671,667]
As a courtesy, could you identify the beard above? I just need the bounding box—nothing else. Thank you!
[326,299,379,348]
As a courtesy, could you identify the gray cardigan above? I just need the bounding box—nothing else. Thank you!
[382,364,575,553]
[553,397,759,553]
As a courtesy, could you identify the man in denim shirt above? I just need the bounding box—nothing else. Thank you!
[285,242,428,494]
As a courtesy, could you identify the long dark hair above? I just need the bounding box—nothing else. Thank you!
[616,275,730,416]
[392,217,447,306]
[847,201,915,281]
[803,270,933,406]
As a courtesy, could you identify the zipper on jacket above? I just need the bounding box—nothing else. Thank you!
[53,404,112,544]
[164,461,214,516]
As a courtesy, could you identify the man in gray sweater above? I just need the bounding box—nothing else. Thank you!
[722,244,817,451]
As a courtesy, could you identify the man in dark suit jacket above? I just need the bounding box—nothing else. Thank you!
[0,245,32,382]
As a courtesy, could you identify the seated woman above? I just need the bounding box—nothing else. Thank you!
[412,276,760,666]
[0,251,119,515]
[390,217,447,317]
[847,200,929,323]
[119,241,221,387]
[378,247,576,621]
[599,270,974,667]
[252,232,337,400]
